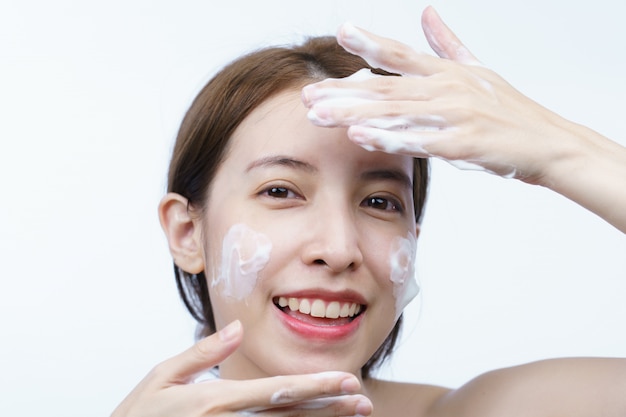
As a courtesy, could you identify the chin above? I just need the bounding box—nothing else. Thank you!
[270,357,363,377]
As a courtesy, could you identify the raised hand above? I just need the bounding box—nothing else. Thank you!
[302,7,626,232]
[111,320,373,417]
[302,7,580,182]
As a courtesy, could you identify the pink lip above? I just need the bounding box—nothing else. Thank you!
[275,307,364,340]
[273,289,367,341]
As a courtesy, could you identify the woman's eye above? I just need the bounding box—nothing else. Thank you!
[262,186,300,199]
[363,196,403,213]
[267,187,290,198]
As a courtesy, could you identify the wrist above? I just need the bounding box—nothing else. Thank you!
[537,117,626,232]
[531,115,600,190]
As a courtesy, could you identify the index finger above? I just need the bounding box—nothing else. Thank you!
[150,320,243,385]
[336,22,447,76]
[201,371,365,411]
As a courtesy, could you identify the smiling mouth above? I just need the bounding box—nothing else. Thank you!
[273,296,365,325]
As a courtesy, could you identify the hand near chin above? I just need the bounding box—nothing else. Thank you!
[302,6,572,183]
[110,320,373,417]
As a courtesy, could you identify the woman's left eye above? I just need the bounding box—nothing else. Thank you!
[261,186,300,199]
[362,196,404,213]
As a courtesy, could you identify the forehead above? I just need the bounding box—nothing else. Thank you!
[225,89,414,175]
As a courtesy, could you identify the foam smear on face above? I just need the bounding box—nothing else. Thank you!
[212,223,272,300]
[389,233,420,320]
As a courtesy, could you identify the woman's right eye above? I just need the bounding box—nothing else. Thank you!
[267,186,290,198]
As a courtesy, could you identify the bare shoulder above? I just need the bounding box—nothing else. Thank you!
[430,357,626,417]
[364,378,450,417]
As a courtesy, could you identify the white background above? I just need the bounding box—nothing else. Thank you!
[1,1,625,416]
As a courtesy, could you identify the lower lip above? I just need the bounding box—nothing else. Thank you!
[275,306,363,340]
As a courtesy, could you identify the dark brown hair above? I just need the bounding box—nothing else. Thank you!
[166,36,429,378]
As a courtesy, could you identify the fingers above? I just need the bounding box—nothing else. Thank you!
[348,125,439,158]
[306,98,450,133]
[112,323,375,417]
[335,7,481,77]
[302,8,500,174]
[210,371,365,410]
[152,320,243,384]
[421,6,481,65]
[302,74,458,158]
[336,21,446,76]
[247,394,373,416]
[302,68,431,105]
[177,371,373,416]
[303,73,470,132]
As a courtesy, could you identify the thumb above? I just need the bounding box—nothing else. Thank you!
[421,6,481,65]
[158,320,243,384]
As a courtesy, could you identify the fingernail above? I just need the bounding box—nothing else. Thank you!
[339,22,376,55]
[338,22,361,48]
[306,106,333,126]
[348,126,379,152]
[355,398,373,416]
[348,125,373,143]
[348,125,367,141]
[340,376,361,393]
[301,85,316,106]
[218,320,241,342]
[301,86,310,105]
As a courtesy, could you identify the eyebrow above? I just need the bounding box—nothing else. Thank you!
[245,155,318,174]
[360,169,413,191]
[245,154,412,190]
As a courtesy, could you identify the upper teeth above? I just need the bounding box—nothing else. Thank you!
[277,297,362,319]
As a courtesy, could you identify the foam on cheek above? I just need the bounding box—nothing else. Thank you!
[211,223,272,300]
[389,233,420,320]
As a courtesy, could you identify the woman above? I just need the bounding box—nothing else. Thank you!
[112,6,626,417]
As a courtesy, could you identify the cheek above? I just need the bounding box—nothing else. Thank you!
[209,223,273,300]
[388,232,420,320]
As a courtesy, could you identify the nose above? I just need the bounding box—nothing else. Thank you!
[301,202,364,273]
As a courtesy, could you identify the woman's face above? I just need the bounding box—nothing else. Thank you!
[200,89,418,379]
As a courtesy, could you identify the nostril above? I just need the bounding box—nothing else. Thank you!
[313,258,357,271]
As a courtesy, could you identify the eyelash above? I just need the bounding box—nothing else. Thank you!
[260,184,404,214]
[361,196,404,214]
[259,185,302,201]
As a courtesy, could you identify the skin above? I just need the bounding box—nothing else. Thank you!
[195,90,416,381]
[112,6,626,417]
[303,6,626,234]
[114,89,419,416]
